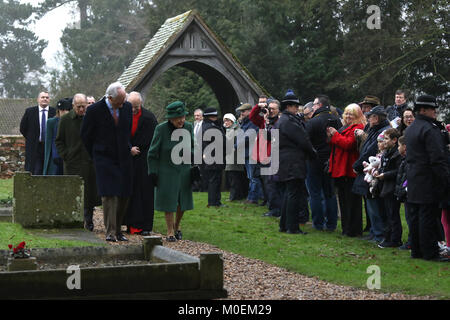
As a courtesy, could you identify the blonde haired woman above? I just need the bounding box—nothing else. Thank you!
[327,103,366,237]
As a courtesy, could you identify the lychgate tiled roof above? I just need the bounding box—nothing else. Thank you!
[117,10,267,96]
[118,10,193,90]
[0,98,35,135]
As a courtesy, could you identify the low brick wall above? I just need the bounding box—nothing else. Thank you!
[0,135,25,179]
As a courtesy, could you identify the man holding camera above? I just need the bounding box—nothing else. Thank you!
[305,94,342,231]
[249,95,282,216]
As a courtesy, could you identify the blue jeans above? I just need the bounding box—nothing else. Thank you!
[365,197,386,242]
[245,161,264,202]
[306,161,338,231]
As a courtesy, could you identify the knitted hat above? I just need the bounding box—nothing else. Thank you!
[281,89,300,107]
[223,113,236,123]
[377,131,385,142]
[165,101,188,119]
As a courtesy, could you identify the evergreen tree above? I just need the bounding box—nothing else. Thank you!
[0,0,47,98]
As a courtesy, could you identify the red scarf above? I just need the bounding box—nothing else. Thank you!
[131,108,142,137]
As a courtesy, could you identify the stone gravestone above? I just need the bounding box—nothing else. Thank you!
[13,172,84,228]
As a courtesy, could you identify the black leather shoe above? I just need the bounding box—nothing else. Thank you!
[116,233,128,241]
[175,230,183,240]
[166,236,177,242]
[106,235,117,242]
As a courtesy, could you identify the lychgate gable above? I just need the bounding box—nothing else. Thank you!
[117,10,267,115]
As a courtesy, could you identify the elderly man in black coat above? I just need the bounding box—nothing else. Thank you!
[20,91,56,175]
[404,95,449,262]
[81,82,133,242]
[124,91,158,235]
[275,90,317,234]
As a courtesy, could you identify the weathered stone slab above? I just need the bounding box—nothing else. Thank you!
[0,207,12,222]
[13,172,84,228]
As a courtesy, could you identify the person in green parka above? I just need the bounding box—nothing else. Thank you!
[147,101,194,242]
[55,93,101,231]
[43,98,72,175]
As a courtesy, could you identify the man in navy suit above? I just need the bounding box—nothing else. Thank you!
[20,91,57,175]
[81,82,133,242]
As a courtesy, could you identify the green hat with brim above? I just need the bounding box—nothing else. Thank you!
[165,101,188,119]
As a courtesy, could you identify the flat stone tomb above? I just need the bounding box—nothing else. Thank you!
[0,236,227,300]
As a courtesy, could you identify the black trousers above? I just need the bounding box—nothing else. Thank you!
[32,142,45,175]
[227,171,247,201]
[207,169,222,206]
[408,203,440,260]
[335,177,363,237]
[263,175,283,215]
[279,179,308,232]
[383,195,402,243]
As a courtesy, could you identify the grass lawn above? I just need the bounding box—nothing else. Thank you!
[152,192,449,299]
[0,178,448,298]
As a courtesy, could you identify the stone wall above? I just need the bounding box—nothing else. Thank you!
[0,135,25,179]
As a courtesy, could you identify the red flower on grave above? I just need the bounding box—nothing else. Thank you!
[18,242,25,249]
[8,244,12,249]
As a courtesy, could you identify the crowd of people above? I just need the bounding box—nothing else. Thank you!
[19,82,450,262]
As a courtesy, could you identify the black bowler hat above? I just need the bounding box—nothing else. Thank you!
[56,98,72,111]
[414,95,438,111]
[203,107,218,117]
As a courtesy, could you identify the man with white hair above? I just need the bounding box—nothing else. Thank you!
[81,82,133,242]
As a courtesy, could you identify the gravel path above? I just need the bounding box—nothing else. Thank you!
[91,209,433,300]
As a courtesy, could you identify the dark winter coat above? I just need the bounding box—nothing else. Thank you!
[394,156,407,202]
[56,109,101,208]
[125,108,158,230]
[306,106,342,165]
[80,97,133,197]
[352,119,391,196]
[405,114,449,204]
[20,106,56,173]
[201,118,226,171]
[274,110,316,181]
[378,145,402,198]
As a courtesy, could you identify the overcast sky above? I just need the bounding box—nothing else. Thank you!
[20,0,77,71]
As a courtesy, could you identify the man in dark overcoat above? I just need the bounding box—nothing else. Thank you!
[275,90,317,234]
[124,92,158,235]
[404,95,449,262]
[201,107,226,208]
[20,91,56,175]
[80,82,133,242]
[55,93,101,231]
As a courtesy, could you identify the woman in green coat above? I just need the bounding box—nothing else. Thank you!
[147,101,194,242]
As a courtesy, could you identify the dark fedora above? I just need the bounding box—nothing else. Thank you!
[56,98,73,111]
[414,94,438,111]
[359,95,380,106]
[165,101,188,119]
[281,89,301,106]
